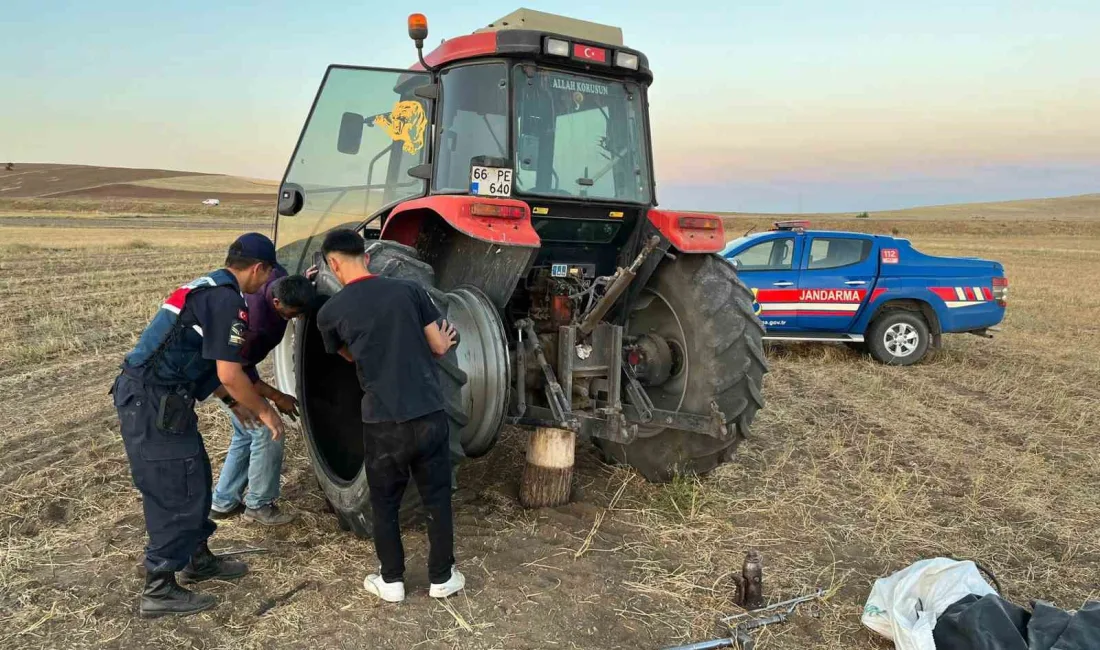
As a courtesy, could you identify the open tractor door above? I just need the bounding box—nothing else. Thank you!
[272,9,766,536]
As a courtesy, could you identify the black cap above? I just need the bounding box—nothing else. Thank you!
[231,232,278,266]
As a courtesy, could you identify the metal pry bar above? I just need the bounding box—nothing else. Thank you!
[661,588,825,650]
[720,587,825,625]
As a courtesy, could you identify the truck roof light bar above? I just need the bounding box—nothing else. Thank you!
[772,220,810,232]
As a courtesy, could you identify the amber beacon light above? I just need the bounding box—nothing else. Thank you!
[408,13,429,44]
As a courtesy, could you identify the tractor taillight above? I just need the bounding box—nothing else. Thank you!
[545,38,570,56]
[992,277,1008,306]
[678,216,720,231]
[615,52,639,70]
[648,209,725,252]
[470,203,525,219]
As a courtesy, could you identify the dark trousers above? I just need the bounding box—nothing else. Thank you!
[363,410,454,584]
[111,373,215,573]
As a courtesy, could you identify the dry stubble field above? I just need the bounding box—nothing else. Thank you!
[2,201,1099,650]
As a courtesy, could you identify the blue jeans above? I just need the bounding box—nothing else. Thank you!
[211,401,284,511]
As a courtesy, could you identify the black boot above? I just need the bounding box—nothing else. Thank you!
[139,570,216,618]
[179,540,249,584]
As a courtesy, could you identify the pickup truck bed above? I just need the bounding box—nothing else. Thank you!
[720,223,1007,364]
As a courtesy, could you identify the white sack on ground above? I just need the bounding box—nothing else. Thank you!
[862,557,997,650]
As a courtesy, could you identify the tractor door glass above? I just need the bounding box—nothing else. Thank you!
[434,63,509,193]
[274,66,431,274]
[513,66,651,203]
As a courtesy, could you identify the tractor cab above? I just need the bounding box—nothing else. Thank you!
[274,9,657,279]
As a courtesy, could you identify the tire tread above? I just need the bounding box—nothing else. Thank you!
[597,255,769,482]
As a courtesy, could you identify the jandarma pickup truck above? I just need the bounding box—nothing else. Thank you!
[721,221,1007,365]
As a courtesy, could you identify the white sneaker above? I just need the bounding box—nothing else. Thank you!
[429,567,465,599]
[363,573,405,603]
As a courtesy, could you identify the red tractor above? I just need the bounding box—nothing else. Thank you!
[272,10,766,536]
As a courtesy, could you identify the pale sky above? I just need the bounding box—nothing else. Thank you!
[2,0,1098,212]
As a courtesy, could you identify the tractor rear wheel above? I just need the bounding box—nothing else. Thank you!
[595,254,768,482]
[295,240,508,538]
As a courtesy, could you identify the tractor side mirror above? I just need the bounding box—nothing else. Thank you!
[337,112,365,155]
[278,183,304,217]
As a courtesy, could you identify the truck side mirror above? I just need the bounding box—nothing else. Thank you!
[337,112,365,155]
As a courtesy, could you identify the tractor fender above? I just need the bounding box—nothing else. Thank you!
[646,209,725,253]
[381,196,540,248]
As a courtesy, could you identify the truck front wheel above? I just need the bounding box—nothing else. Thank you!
[866,310,930,365]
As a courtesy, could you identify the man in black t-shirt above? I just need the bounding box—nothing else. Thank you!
[315,228,463,603]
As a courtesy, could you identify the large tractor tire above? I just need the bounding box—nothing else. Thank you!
[289,240,508,538]
[365,240,510,458]
[595,254,767,482]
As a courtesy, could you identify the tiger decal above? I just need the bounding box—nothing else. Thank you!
[371,100,428,155]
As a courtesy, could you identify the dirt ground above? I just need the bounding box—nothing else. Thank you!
[1,198,1099,649]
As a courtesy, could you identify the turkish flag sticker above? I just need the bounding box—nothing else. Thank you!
[573,43,607,63]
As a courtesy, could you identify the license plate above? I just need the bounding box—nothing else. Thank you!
[470,166,513,197]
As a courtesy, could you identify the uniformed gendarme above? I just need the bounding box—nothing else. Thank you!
[109,233,287,618]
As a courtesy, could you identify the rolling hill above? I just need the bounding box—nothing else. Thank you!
[3,163,1096,223]
[0,163,277,204]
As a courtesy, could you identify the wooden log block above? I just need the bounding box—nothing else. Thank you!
[519,427,575,508]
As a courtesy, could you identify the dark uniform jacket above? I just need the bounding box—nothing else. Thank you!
[122,268,248,399]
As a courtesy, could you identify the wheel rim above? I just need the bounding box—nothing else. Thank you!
[443,286,509,457]
[628,288,689,417]
[273,323,297,397]
[883,322,920,357]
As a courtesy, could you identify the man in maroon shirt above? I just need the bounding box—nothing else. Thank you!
[209,266,315,525]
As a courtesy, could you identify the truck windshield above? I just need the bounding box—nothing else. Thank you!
[512,66,650,203]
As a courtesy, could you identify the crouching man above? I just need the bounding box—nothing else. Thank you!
[110,233,286,617]
[210,269,315,525]
[315,228,464,602]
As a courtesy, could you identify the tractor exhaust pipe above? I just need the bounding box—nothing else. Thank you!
[578,235,661,337]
